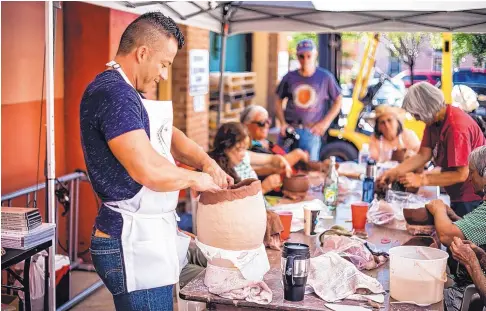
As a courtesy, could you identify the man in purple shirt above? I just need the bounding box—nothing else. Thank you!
[276,39,342,161]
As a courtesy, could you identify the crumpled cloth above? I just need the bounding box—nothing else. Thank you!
[307,252,384,302]
[204,263,272,305]
[319,235,388,271]
[195,239,270,281]
[264,210,284,250]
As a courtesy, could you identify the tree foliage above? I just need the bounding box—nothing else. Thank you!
[287,32,486,67]
[382,33,431,83]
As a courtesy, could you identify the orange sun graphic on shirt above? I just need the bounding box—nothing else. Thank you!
[293,84,317,109]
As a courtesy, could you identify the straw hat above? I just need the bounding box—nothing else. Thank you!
[374,105,406,123]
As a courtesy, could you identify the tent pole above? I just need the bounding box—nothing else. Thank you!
[217,4,231,128]
[45,1,57,309]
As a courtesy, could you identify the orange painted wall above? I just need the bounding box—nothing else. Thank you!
[1,2,70,254]
[63,2,111,258]
[1,2,66,193]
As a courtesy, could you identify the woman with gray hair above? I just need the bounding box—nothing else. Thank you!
[241,105,333,177]
[379,82,486,217]
[424,146,486,311]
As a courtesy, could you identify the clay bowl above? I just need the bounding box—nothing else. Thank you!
[403,207,435,226]
[282,174,310,193]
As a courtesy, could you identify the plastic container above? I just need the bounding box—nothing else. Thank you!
[351,202,369,230]
[389,246,448,305]
[358,143,370,166]
[276,211,293,240]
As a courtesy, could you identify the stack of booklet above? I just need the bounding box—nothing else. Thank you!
[1,207,56,250]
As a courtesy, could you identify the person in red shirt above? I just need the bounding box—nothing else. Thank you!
[379,82,485,217]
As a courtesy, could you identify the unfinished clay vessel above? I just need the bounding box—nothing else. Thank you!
[197,178,266,251]
[403,207,435,226]
[282,174,310,193]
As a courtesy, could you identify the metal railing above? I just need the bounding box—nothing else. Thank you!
[1,171,104,310]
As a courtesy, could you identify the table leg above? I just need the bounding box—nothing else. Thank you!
[44,251,50,310]
[206,302,217,310]
[24,257,32,311]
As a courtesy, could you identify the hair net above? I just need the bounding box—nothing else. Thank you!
[452,85,479,113]
[469,146,486,178]
[402,82,445,123]
[240,105,268,124]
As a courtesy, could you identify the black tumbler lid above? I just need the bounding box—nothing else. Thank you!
[282,242,310,258]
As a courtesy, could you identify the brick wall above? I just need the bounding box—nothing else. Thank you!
[172,24,210,150]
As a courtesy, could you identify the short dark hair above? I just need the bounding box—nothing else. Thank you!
[374,117,403,138]
[117,12,185,55]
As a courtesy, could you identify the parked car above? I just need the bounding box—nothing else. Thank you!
[394,70,441,88]
[453,68,486,107]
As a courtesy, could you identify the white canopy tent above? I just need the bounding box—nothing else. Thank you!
[85,0,486,124]
[87,1,486,33]
[42,1,486,309]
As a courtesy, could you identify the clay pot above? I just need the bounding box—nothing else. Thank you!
[403,207,435,226]
[197,178,267,251]
[282,174,310,193]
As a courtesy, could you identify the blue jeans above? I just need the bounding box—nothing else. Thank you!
[295,128,322,161]
[90,236,174,311]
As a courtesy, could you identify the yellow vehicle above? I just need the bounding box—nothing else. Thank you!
[320,33,453,161]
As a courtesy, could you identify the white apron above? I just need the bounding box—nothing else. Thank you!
[104,61,190,293]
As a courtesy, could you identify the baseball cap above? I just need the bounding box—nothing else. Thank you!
[296,39,316,55]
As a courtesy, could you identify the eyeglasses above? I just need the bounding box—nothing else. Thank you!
[298,54,312,60]
[252,119,271,127]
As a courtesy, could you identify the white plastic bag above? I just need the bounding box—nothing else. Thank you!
[366,199,395,226]
[14,250,47,311]
[385,190,428,221]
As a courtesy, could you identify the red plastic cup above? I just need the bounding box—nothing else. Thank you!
[351,202,369,231]
[276,211,293,241]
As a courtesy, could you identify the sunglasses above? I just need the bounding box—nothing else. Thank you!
[252,119,271,127]
[298,54,312,60]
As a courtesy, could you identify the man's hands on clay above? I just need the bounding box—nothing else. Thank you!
[202,159,234,189]
[425,199,449,216]
[191,172,221,193]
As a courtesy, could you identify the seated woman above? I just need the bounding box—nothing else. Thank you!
[208,122,291,193]
[208,122,292,250]
[240,105,332,176]
[369,105,420,163]
[425,146,486,311]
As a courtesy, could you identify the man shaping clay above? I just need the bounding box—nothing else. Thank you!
[80,13,232,310]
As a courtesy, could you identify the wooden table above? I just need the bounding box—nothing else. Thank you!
[180,173,446,310]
